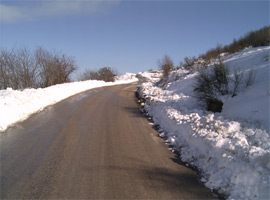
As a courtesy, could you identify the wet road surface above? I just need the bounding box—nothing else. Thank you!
[0,84,216,199]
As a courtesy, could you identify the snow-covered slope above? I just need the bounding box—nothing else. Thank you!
[138,46,270,200]
[0,74,138,132]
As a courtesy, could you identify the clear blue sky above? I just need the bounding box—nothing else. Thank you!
[0,0,269,76]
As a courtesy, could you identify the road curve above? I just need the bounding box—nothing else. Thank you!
[0,84,216,199]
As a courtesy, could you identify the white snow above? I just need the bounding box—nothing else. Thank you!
[138,46,270,200]
[136,71,163,82]
[0,73,138,132]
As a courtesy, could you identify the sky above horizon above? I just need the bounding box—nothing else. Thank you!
[0,0,269,76]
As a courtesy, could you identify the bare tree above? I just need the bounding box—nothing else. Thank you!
[231,68,243,97]
[1,46,77,89]
[17,47,38,88]
[0,47,38,89]
[78,69,98,81]
[0,48,15,89]
[35,47,76,87]
[158,55,174,79]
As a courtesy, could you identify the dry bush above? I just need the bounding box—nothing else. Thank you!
[244,68,256,88]
[0,46,76,89]
[231,68,244,97]
[183,56,197,71]
[97,67,117,82]
[35,47,76,87]
[212,58,229,95]
[194,58,229,112]
[79,67,117,82]
[79,69,98,81]
[158,55,174,79]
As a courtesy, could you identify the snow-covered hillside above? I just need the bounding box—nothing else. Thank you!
[138,46,270,200]
[0,74,138,132]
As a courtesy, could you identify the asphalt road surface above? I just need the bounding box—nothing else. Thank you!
[0,84,216,199]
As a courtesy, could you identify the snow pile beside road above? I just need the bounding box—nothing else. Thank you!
[136,71,162,82]
[138,46,270,200]
[0,73,138,132]
[115,72,138,82]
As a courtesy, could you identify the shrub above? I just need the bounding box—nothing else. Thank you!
[194,58,229,112]
[194,71,216,101]
[158,55,174,79]
[231,68,243,97]
[183,56,197,71]
[35,47,76,87]
[97,67,117,82]
[194,57,258,112]
[194,71,224,112]
[79,69,98,81]
[79,67,117,82]
[212,58,229,95]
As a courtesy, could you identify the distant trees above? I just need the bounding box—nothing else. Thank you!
[200,26,270,62]
[79,67,117,82]
[0,45,119,90]
[0,46,76,90]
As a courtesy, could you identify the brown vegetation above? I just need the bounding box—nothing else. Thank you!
[200,26,270,62]
[0,47,76,90]
[79,67,117,82]
[158,55,174,79]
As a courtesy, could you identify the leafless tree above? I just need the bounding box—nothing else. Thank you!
[35,47,76,87]
[158,55,174,79]
[231,68,243,97]
[1,46,76,89]
[0,48,15,89]
[78,69,97,81]
[17,47,38,88]
[0,47,38,89]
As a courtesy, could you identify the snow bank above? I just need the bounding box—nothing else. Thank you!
[138,47,270,200]
[0,74,138,132]
[136,71,162,82]
[114,72,138,82]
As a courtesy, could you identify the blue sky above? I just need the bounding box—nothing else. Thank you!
[0,0,269,76]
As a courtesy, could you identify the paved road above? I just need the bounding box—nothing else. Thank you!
[0,84,216,199]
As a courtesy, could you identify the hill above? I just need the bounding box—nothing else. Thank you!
[137,46,270,199]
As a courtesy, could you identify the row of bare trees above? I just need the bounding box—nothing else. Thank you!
[0,47,76,90]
